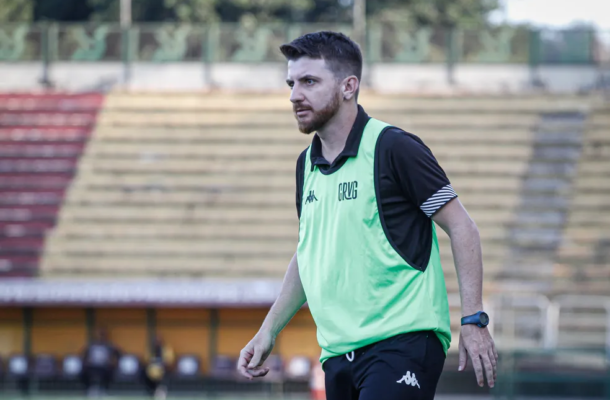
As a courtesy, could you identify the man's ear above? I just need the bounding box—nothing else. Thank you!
[342,76,359,101]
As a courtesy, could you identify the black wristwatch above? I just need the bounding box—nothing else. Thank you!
[461,311,490,328]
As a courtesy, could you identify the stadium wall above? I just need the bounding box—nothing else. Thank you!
[0,307,318,371]
[0,62,602,94]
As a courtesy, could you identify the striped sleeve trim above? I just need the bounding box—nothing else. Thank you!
[420,184,458,217]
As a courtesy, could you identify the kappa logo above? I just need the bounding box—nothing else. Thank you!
[305,190,318,204]
[397,371,420,388]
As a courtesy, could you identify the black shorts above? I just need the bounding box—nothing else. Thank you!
[323,331,445,400]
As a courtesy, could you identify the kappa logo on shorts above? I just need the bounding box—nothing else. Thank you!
[397,371,420,388]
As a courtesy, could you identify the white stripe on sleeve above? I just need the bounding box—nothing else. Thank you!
[420,184,457,217]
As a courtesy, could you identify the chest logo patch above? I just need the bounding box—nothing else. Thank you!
[305,190,318,204]
[338,181,358,201]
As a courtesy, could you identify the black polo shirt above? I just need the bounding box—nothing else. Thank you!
[295,105,457,270]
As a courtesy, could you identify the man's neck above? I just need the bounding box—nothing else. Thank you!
[317,103,358,164]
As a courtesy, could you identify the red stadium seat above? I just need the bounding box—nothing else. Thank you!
[0,127,90,142]
[0,175,74,190]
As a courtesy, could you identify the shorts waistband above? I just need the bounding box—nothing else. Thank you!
[342,331,432,361]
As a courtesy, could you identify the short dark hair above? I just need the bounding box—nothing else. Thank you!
[280,31,363,83]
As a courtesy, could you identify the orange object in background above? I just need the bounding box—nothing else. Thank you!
[310,361,325,400]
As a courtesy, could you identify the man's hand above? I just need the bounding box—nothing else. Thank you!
[458,325,498,388]
[237,331,275,380]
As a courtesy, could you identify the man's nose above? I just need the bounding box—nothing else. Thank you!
[290,83,304,104]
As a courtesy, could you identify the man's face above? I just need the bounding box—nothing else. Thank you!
[286,57,343,134]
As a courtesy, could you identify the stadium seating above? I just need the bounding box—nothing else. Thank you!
[114,354,141,382]
[32,354,58,380]
[37,92,610,347]
[42,93,550,285]
[210,355,235,380]
[174,354,201,379]
[7,354,28,378]
[553,103,610,297]
[285,356,311,381]
[0,93,104,277]
[61,355,83,379]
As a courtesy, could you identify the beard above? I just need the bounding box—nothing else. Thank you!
[294,91,342,134]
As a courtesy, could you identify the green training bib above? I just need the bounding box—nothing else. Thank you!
[297,118,451,363]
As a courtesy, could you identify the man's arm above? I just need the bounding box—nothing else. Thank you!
[433,198,483,316]
[237,252,306,379]
[432,198,498,388]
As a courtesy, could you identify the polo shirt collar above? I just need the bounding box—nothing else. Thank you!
[310,105,370,170]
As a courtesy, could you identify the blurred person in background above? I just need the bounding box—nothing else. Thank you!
[81,328,121,397]
[238,31,498,400]
[144,335,175,400]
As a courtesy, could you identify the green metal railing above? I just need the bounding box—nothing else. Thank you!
[0,23,605,65]
[494,348,610,399]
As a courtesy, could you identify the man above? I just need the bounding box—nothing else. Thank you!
[81,328,121,397]
[237,31,497,399]
[144,335,175,400]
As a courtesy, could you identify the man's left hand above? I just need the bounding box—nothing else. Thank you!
[458,324,498,388]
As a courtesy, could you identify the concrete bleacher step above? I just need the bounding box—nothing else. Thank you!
[40,254,461,288]
[579,161,610,175]
[550,280,610,296]
[93,127,534,144]
[97,110,538,129]
[74,172,523,194]
[85,142,304,158]
[43,235,508,255]
[564,211,610,226]
[64,188,518,210]
[44,237,297,255]
[53,221,298,239]
[77,157,530,177]
[573,176,610,191]
[557,243,606,259]
[58,204,515,224]
[44,222,501,246]
[65,188,295,206]
[587,128,610,141]
[74,172,297,189]
[570,194,610,208]
[493,262,555,280]
[103,92,590,112]
[50,221,504,244]
[85,142,533,160]
[506,228,563,247]
[554,263,610,280]
[561,227,609,242]
[59,205,296,222]
[588,114,610,128]
[41,255,295,276]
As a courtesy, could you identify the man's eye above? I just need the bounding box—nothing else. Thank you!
[306,79,314,85]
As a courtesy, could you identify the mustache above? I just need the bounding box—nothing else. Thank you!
[293,104,312,112]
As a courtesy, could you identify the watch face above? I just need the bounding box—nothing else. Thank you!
[479,312,490,326]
